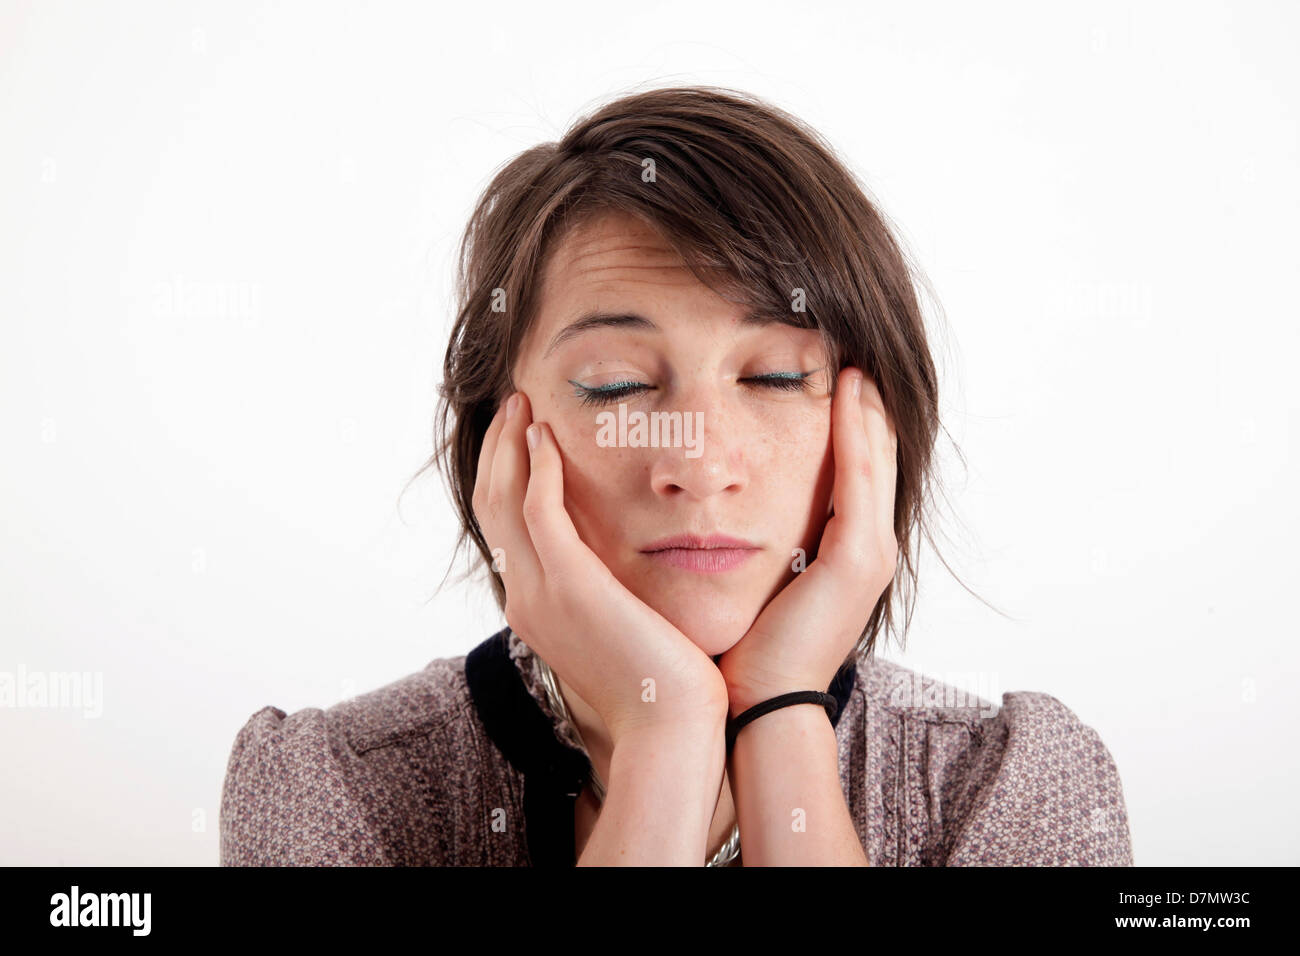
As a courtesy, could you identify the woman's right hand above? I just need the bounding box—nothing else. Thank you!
[472,389,729,746]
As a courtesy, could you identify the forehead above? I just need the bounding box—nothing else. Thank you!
[525,211,747,352]
[518,210,829,379]
[540,210,716,301]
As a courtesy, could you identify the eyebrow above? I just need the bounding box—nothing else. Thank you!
[543,308,791,359]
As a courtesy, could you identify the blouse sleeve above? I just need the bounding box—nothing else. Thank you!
[943,692,1134,866]
[219,705,393,866]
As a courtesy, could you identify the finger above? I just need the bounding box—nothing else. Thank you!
[828,366,874,540]
[522,419,597,583]
[484,391,544,588]
[472,395,507,517]
[858,373,899,561]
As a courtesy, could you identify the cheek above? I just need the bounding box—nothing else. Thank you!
[756,411,834,543]
[757,405,832,487]
[548,417,638,539]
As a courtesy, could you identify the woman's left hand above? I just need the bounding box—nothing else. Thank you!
[716,365,899,716]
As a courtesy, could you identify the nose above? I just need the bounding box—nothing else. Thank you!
[646,384,747,500]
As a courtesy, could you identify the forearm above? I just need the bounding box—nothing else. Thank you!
[577,714,727,866]
[728,703,868,866]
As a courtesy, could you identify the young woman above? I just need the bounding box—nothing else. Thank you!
[219,85,1133,867]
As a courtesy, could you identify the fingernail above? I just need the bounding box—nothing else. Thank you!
[526,423,539,451]
[506,393,520,419]
[851,370,862,398]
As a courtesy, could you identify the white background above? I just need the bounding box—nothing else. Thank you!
[1,0,1295,866]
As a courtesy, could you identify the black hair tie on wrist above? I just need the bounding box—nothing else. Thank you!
[725,691,839,754]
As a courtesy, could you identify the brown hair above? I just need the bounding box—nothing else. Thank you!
[410,84,993,664]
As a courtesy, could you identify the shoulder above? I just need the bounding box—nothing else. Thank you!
[858,656,1133,866]
[219,655,475,866]
[954,687,1132,865]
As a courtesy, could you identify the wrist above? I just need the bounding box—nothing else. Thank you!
[725,674,829,719]
[608,700,728,752]
[724,689,838,754]
[728,699,835,739]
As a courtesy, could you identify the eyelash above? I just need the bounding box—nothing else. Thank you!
[569,372,814,408]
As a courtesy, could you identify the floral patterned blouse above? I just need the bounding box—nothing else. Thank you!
[220,626,1134,866]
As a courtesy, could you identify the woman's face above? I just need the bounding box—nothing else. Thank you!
[511,211,836,656]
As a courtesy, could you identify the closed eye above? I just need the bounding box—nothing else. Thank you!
[568,371,814,408]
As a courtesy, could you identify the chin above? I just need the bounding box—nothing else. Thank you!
[651,603,753,658]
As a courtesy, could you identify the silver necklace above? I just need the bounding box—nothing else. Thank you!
[535,655,740,867]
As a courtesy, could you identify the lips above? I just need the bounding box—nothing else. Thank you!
[640,532,759,552]
[640,532,760,574]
